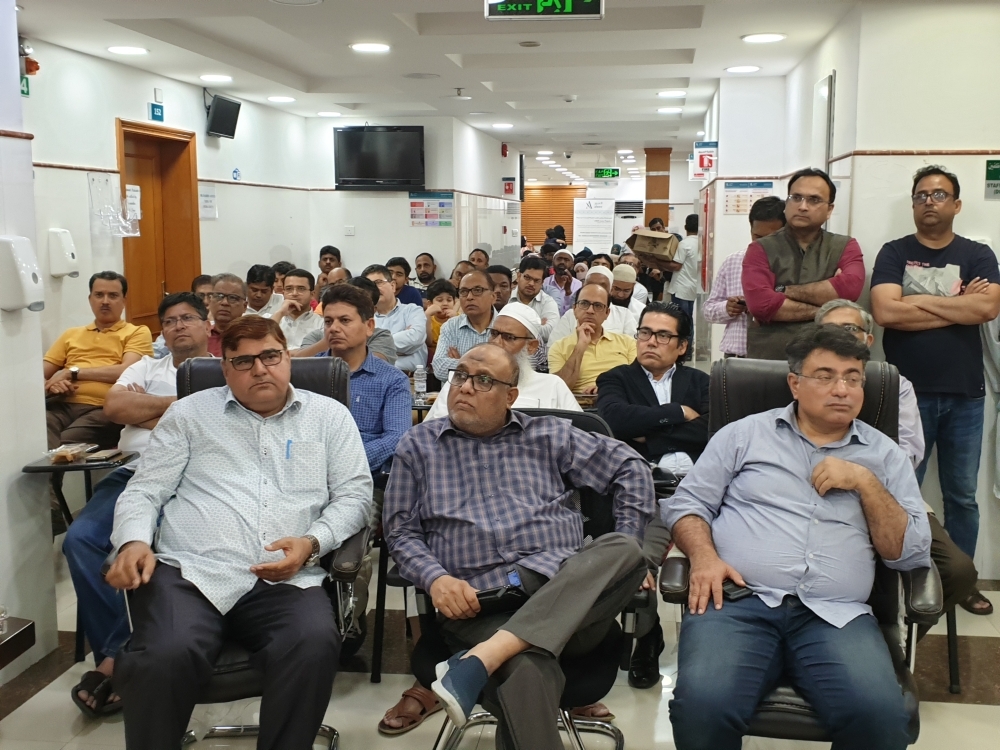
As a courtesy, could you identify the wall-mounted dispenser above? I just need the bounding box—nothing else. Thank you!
[0,235,45,312]
[48,228,79,278]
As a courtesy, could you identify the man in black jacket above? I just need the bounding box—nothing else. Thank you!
[597,301,710,690]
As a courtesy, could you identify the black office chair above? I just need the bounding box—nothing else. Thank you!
[107,356,370,748]
[659,357,943,743]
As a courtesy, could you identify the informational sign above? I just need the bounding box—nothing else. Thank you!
[486,0,604,21]
[410,191,454,227]
[594,168,620,179]
[232,168,241,181]
[148,102,164,122]
[687,153,696,181]
[723,181,775,215]
[125,184,142,221]
[986,161,1000,201]
[573,198,615,249]
[692,141,718,180]
[502,176,516,195]
[198,183,217,220]
[19,75,29,97]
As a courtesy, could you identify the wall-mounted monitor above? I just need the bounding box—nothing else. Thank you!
[334,126,425,191]
[207,95,241,139]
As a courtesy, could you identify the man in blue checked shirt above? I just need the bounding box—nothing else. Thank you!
[384,345,655,749]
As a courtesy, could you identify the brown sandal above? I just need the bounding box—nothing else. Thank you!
[377,686,443,735]
[571,702,616,722]
[960,590,994,616]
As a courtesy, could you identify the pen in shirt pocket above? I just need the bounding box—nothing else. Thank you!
[286,439,292,459]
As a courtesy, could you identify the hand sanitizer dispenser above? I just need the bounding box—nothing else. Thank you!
[48,228,79,278]
[0,235,45,312]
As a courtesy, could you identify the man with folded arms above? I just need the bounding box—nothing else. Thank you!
[384,345,654,749]
[664,325,931,750]
[107,316,372,750]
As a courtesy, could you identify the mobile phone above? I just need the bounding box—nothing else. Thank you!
[722,580,753,602]
[736,299,746,307]
[85,449,124,463]
[475,586,529,616]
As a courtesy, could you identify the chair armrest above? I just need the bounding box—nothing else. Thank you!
[651,465,679,499]
[900,564,943,624]
[659,547,689,604]
[325,527,371,583]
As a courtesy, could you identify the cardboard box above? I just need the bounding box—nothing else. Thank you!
[625,229,679,262]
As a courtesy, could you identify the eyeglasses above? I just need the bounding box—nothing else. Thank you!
[371,278,392,287]
[488,328,535,343]
[161,314,205,330]
[636,327,681,344]
[448,369,516,392]
[458,286,490,298]
[282,285,311,295]
[225,348,285,371]
[794,371,865,389]
[575,299,608,312]
[787,193,829,207]
[911,190,954,205]
[210,292,246,305]
[833,323,865,334]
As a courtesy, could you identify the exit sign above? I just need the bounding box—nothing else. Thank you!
[594,168,620,179]
[486,0,604,21]
[148,102,164,122]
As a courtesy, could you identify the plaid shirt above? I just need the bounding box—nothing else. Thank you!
[383,411,655,592]
[345,351,413,472]
[430,309,498,381]
[702,249,748,356]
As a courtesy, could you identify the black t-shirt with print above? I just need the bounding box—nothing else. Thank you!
[871,234,1000,397]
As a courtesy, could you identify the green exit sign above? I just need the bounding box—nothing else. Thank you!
[594,168,620,179]
[486,0,604,21]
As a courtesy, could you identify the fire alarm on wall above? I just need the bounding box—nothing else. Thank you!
[501,142,508,158]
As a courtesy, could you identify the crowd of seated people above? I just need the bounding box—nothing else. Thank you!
[43,163,999,750]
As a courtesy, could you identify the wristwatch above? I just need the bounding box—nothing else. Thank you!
[303,535,321,567]
[774,284,786,294]
[69,366,80,382]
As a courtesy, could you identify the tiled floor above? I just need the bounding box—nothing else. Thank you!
[3,541,999,749]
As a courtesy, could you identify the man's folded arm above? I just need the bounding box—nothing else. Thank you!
[311,409,374,555]
[596,372,687,437]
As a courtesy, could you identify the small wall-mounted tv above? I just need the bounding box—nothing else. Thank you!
[334,126,425,191]
[207,95,241,139]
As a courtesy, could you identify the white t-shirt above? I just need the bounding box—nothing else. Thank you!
[246,293,284,318]
[669,236,703,302]
[279,310,325,349]
[114,355,180,457]
[425,368,583,421]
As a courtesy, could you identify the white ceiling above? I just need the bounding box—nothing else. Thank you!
[17,0,858,183]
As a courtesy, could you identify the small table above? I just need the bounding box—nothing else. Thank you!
[411,393,438,424]
[0,617,36,671]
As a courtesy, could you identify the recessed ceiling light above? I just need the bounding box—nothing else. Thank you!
[551,164,562,169]
[696,131,706,136]
[15,4,23,10]
[519,41,541,48]
[200,74,232,83]
[725,65,760,73]
[317,112,342,117]
[108,46,148,56]
[527,178,538,182]
[617,149,633,155]
[447,88,472,101]
[742,33,786,44]
[268,96,296,103]
[543,160,555,165]
[658,107,683,114]
[538,150,553,155]
[468,112,492,115]
[492,123,513,129]
[403,72,440,80]
[270,0,323,5]
[350,43,390,53]
[535,156,548,161]
[657,90,686,99]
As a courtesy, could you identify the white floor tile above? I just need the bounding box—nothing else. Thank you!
[0,687,89,744]
[0,741,64,750]
[926,605,1000,638]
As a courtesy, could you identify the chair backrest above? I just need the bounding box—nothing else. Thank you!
[515,408,614,437]
[708,358,900,441]
[176,356,351,406]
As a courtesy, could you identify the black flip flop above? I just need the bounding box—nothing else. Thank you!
[71,671,121,718]
[960,590,994,616]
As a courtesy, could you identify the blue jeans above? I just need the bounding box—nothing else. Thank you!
[672,296,694,321]
[914,394,985,559]
[62,467,133,665]
[669,595,909,750]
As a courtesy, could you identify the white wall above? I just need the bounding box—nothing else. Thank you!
[718,77,786,176]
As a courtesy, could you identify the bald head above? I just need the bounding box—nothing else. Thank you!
[447,344,520,436]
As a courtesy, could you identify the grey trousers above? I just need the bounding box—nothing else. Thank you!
[352,486,385,624]
[440,533,648,750]
[636,517,672,639]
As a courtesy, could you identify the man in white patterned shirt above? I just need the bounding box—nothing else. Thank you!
[108,316,372,750]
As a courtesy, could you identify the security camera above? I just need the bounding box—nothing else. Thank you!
[564,151,573,160]
[563,95,577,103]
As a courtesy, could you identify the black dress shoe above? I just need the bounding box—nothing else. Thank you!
[628,622,665,689]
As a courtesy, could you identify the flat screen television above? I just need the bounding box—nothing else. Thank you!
[207,95,241,139]
[334,126,425,190]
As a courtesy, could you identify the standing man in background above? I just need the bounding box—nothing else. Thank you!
[544,249,582,316]
[871,165,1000,615]
[742,168,865,360]
[703,197,787,358]
[667,215,703,321]
[245,265,284,318]
[319,245,342,276]
[387,257,426,308]
[413,253,438,292]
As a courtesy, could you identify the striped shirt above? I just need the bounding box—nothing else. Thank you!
[702,249,748,356]
[430,309,498,381]
[383,411,655,592]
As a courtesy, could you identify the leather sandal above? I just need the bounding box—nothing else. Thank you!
[960,590,994,616]
[71,671,122,718]
[377,686,443,735]
[571,702,616,722]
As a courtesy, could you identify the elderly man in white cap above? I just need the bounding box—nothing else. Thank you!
[549,266,640,345]
[611,264,647,323]
[426,303,581,420]
[542,248,582,316]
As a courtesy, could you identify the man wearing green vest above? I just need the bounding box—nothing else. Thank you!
[741,168,866,359]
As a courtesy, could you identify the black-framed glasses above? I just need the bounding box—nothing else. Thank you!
[833,323,865,334]
[458,286,490,298]
[225,348,285,371]
[488,328,535,343]
[911,190,954,205]
[636,327,681,344]
[161,314,205,330]
[210,292,246,305]
[794,371,865,389]
[448,369,516,392]
[575,299,607,312]
[787,193,829,207]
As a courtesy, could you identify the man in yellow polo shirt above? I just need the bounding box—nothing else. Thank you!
[548,283,637,394]
[43,271,153,450]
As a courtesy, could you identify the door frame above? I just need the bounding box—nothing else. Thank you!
[115,119,202,323]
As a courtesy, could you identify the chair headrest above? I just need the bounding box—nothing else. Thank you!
[515,408,614,438]
[175,356,351,407]
[708,358,899,442]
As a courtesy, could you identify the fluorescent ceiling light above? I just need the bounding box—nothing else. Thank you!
[108,46,148,56]
[658,107,683,114]
[742,33,786,44]
[632,177,642,181]
[527,178,537,182]
[492,123,513,129]
[317,112,341,117]
[200,74,232,83]
[697,130,706,136]
[556,168,568,172]
[725,65,760,73]
[657,90,685,99]
[268,96,296,103]
[535,156,548,161]
[543,160,555,165]
[538,150,553,155]
[550,164,562,169]
[351,43,390,53]
[617,149,633,155]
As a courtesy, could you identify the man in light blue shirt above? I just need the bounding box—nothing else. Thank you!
[107,316,372,750]
[431,270,498,382]
[664,324,931,750]
[365,264,428,373]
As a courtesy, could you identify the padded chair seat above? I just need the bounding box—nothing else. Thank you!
[747,681,830,742]
[385,564,410,588]
[198,641,264,704]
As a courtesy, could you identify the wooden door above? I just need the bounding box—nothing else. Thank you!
[521,185,587,247]
[122,135,167,333]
